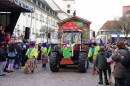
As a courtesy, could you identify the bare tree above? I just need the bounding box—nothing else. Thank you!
[113,15,130,39]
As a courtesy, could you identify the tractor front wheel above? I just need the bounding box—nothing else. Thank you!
[78,52,87,73]
[50,52,59,72]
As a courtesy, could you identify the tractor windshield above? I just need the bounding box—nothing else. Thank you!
[63,31,81,44]
[49,30,60,44]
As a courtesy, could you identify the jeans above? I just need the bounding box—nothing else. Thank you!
[15,56,21,67]
[8,59,15,71]
[0,61,5,75]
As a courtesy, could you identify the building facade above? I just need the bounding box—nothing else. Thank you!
[14,0,60,43]
[63,0,76,16]
[45,0,69,20]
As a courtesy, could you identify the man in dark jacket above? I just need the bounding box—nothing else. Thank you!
[0,44,6,76]
[121,51,130,86]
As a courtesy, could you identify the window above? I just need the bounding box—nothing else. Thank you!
[32,13,35,18]
[17,25,20,30]
[23,26,25,32]
[67,10,70,13]
[42,16,44,22]
[32,28,34,33]
[40,15,42,21]
[35,13,38,20]
[46,18,48,23]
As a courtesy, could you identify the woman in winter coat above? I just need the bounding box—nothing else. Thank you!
[96,47,109,85]
[111,41,127,86]
[121,51,130,86]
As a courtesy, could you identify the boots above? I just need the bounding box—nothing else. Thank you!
[98,79,103,84]
[105,79,109,85]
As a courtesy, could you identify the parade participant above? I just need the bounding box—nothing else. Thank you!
[24,42,38,74]
[96,48,109,85]
[88,40,99,75]
[41,43,51,68]
[37,43,42,62]
[60,42,72,59]
[0,43,6,76]
[7,40,17,73]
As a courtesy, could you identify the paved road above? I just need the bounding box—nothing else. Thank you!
[0,63,110,86]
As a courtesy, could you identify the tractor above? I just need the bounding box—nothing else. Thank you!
[48,22,90,73]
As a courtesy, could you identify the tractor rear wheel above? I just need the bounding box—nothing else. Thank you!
[78,52,87,73]
[50,52,59,72]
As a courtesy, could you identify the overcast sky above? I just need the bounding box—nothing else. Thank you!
[53,0,130,31]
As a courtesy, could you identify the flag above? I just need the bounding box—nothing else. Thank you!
[99,39,104,46]
[116,32,120,42]
[73,10,76,16]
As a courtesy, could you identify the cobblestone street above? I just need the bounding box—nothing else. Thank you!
[0,63,110,86]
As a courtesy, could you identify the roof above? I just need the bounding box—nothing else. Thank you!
[123,6,130,16]
[58,16,92,25]
[0,0,34,12]
[52,0,62,10]
[55,10,64,12]
[100,20,114,30]
[40,0,52,9]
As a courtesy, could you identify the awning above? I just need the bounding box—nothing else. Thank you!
[0,0,34,12]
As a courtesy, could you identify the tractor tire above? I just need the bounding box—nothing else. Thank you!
[50,52,59,72]
[78,52,87,73]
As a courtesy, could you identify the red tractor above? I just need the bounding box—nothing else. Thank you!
[49,22,90,73]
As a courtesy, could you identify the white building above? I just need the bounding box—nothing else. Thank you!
[45,0,70,20]
[14,0,61,43]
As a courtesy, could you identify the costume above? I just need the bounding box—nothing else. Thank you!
[88,39,99,75]
[60,44,72,58]
[41,43,51,68]
[24,42,38,73]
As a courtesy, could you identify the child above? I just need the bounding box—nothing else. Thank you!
[96,48,109,85]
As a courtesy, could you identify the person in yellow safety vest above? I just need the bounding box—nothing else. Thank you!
[41,43,52,68]
[88,43,100,75]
